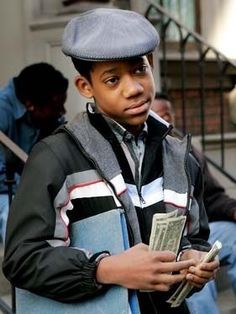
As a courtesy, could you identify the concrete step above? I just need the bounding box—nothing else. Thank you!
[0,245,12,313]
[216,266,232,292]
[217,288,236,314]
[215,266,236,314]
[0,245,11,297]
[0,294,11,314]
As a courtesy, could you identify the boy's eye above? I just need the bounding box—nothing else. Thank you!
[135,65,148,74]
[104,77,119,86]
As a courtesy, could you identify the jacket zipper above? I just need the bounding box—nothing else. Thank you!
[184,133,192,214]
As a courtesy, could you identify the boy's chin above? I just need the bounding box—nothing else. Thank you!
[128,113,149,125]
[122,116,148,134]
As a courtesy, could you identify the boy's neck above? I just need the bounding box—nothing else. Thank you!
[92,103,144,136]
[104,116,144,137]
[123,124,143,136]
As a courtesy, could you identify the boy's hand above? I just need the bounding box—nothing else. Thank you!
[96,243,195,291]
[179,249,220,288]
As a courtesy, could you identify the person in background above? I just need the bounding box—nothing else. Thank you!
[152,92,236,314]
[3,9,219,314]
[0,62,68,242]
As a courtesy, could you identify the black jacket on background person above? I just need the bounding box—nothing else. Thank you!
[171,127,236,222]
[191,147,236,222]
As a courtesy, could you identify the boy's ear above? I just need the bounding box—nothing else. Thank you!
[74,76,93,98]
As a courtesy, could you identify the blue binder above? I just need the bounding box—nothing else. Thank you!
[16,209,140,314]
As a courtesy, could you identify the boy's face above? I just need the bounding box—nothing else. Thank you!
[76,56,155,133]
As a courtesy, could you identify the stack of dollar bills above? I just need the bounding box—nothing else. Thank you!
[149,210,222,307]
[149,209,186,254]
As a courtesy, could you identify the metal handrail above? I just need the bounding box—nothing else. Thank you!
[145,0,236,182]
[145,0,236,67]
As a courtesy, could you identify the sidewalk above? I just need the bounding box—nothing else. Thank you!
[218,288,236,314]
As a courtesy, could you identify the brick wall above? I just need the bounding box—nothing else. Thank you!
[168,89,236,135]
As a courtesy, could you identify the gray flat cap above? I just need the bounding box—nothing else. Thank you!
[62,8,159,61]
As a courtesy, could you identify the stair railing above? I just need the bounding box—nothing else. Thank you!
[145,0,236,183]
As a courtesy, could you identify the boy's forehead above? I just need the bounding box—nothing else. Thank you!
[93,56,147,70]
[62,8,159,62]
[90,56,147,77]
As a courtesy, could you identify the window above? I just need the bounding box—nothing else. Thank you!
[154,0,200,41]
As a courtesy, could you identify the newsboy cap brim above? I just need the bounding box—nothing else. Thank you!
[62,8,160,61]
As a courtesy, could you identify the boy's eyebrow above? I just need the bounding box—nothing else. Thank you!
[100,67,119,78]
[100,57,146,78]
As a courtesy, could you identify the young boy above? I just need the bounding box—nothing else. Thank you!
[3,8,219,314]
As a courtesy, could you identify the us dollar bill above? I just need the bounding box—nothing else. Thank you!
[160,216,186,254]
[152,221,168,251]
[149,210,178,250]
[149,210,186,254]
[146,210,186,294]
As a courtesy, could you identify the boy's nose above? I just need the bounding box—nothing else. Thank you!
[122,77,144,98]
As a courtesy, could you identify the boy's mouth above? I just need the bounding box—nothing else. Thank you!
[126,100,150,115]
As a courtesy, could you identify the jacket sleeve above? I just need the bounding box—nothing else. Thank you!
[3,140,107,303]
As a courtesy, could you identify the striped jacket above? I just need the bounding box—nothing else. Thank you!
[3,106,210,307]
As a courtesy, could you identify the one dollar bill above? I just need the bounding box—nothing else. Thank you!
[149,210,186,255]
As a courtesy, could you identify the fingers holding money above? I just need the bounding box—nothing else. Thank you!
[148,255,196,291]
[157,258,196,273]
[185,259,220,288]
[147,249,196,275]
[96,244,196,291]
[150,272,191,291]
[167,241,222,307]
